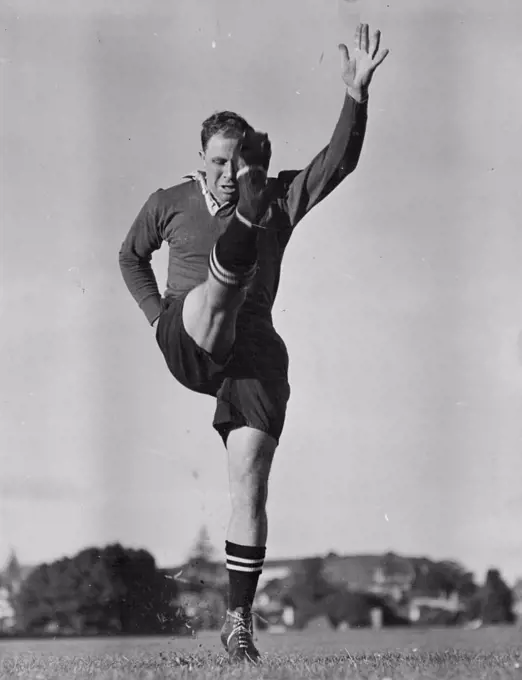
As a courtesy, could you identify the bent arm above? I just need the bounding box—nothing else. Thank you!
[282,92,368,227]
[118,191,164,325]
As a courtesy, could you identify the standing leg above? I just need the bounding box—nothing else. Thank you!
[226,426,276,595]
[220,426,277,664]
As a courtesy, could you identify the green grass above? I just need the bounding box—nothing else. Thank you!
[1,625,521,679]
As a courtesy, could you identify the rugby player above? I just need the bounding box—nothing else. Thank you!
[119,23,388,663]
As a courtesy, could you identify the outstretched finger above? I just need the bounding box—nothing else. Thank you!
[361,23,369,52]
[372,47,390,69]
[354,23,362,50]
[369,29,381,59]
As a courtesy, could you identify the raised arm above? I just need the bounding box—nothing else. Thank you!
[118,191,165,325]
[282,23,389,227]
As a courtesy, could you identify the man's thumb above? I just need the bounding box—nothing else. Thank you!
[338,43,350,64]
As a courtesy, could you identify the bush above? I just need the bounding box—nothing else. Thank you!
[15,544,181,636]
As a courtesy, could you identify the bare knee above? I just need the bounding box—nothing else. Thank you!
[230,474,269,518]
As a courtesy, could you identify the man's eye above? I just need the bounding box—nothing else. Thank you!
[213,159,226,166]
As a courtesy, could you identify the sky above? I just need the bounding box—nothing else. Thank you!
[1,0,522,585]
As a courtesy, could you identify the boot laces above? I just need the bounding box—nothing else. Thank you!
[228,612,253,649]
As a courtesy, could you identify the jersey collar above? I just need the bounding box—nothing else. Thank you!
[183,170,232,216]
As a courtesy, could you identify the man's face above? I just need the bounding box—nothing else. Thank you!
[200,133,242,205]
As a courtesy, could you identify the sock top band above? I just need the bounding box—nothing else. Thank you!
[226,541,266,560]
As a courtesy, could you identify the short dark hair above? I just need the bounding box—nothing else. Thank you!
[200,111,253,152]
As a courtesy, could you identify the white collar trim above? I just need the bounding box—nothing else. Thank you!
[183,170,231,216]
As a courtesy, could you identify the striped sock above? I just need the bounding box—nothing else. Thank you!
[226,541,266,611]
[209,211,258,288]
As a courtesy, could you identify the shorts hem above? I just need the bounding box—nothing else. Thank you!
[213,415,283,447]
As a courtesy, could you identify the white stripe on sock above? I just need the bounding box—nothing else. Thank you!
[226,563,264,573]
[209,246,257,287]
[226,555,264,565]
[209,248,239,285]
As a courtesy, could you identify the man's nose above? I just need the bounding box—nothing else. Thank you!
[222,160,236,179]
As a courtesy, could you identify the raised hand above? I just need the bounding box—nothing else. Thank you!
[339,23,389,101]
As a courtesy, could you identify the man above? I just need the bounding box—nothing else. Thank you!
[119,23,388,663]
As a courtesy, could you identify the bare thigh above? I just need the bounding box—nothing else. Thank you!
[182,275,248,364]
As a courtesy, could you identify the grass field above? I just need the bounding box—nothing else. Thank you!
[1,624,521,679]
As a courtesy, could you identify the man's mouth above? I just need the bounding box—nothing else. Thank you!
[220,184,237,193]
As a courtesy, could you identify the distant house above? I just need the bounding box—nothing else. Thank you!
[408,593,464,626]
[166,550,476,631]
[323,552,415,601]
[257,563,294,591]
[252,551,417,630]
[258,551,415,602]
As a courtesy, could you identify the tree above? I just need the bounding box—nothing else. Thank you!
[16,544,180,635]
[411,558,477,600]
[4,550,23,595]
[180,526,226,592]
[480,569,515,625]
[188,526,216,565]
[173,527,227,630]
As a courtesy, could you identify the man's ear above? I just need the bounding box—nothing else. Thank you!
[199,150,205,163]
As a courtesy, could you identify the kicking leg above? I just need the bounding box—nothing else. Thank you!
[183,151,270,364]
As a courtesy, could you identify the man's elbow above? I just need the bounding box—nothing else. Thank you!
[118,244,146,282]
[118,240,144,266]
[118,244,132,273]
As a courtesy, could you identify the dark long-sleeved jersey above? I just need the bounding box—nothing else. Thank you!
[119,94,368,379]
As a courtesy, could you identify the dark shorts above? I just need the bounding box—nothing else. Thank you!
[156,296,290,445]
